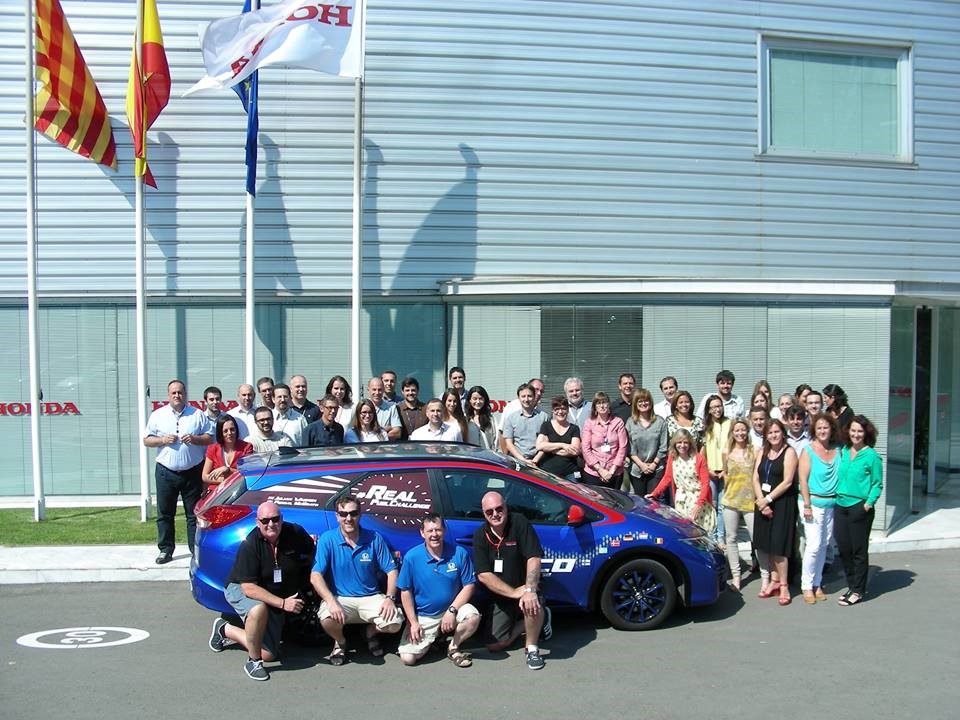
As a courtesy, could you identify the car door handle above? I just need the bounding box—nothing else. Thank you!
[455,537,473,545]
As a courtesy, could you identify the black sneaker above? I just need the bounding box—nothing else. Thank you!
[525,649,545,670]
[209,617,227,653]
[541,606,553,642]
[244,658,269,681]
[155,552,173,565]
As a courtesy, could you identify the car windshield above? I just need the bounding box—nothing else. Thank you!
[512,461,634,510]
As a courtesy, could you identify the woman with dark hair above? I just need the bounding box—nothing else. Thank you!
[794,384,813,408]
[834,415,883,606]
[822,384,854,431]
[798,413,840,603]
[202,415,253,488]
[625,388,668,495]
[442,388,470,441]
[464,385,497,449]
[344,399,388,443]
[665,390,704,449]
[326,375,355,428]
[535,396,582,481]
[581,391,628,488]
[752,418,799,606]
[645,429,716,535]
[702,394,731,545]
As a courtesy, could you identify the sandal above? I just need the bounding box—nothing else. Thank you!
[447,646,473,668]
[803,592,816,605]
[329,644,348,666]
[815,588,827,601]
[778,588,792,606]
[757,582,781,599]
[366,634,385,658]
[838,592,862,606]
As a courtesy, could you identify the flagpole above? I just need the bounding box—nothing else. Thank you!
[134,0,151,523]
[245,192,255,386]
[350,0,366,396]
[25,0,46,521]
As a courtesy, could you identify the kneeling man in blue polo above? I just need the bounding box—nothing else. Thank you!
[397,512,479,668]
[310,495,402,665]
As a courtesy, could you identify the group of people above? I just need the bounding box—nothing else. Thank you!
[208,493,552,681]
[143,367,883,679]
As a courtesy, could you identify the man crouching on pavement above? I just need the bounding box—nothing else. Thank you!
[473,492,552,670]
[310,495,403,665]
[208,501,315,681]
[397,512,480,667]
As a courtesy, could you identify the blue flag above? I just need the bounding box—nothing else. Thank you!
[232,0,259,196]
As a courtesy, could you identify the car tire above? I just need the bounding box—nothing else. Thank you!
[600,557,676,631]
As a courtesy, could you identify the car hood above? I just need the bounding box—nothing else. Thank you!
[623,495,706,539]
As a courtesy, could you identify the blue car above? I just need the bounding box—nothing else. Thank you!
[191,443,726,630]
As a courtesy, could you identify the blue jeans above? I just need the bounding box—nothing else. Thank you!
[155,461,203,554]
[710,479,725,545]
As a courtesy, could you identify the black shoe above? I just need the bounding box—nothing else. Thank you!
[244,658,269,681]
[209,617,227,652]
[525,649,545,670]
[155,552,173,565]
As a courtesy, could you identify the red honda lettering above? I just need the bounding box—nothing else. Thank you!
[62,402,81,415]
[231,55,250,78]
[288,4,318,21]
[9,403,28,416]
[319,4,352,26]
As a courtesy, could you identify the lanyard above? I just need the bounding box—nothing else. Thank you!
[484,528,505,558]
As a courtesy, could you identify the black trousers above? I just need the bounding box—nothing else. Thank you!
[155,461,203,554]
[834,502,875,595]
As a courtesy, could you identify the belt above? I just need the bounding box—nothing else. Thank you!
[810,493,836,499]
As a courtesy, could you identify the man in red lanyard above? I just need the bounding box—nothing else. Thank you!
[208,501,315,682]
[472,492,552,670]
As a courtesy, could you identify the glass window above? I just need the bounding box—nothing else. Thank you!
[760,37,912,162]
[439,469,571,525]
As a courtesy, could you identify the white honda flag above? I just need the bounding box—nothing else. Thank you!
[186,0,364,94]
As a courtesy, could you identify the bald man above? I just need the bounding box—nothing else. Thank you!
[210,502,315,682]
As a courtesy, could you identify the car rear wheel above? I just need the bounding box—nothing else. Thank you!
[600,557,676,630]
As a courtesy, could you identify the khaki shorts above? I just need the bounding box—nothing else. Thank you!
[397,604,480,656]
[318,594,403,632]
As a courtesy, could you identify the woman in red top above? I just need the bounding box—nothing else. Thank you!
[202,415,253,488]
[645,429,716,534]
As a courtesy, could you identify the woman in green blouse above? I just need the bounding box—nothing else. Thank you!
[834,415,883,606]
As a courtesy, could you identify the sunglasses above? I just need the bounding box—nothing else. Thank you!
[258,515,281,525]
[337,510,360,518]
[483,505,504,517]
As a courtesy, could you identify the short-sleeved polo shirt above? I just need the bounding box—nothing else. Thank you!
[472,513,543,589]
[313,527,397,597]
[227,522,316,597]
[398,542,475,616]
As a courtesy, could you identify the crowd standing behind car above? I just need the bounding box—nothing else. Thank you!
[148,370,882,679]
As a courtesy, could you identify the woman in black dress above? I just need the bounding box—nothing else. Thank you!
[752,418,799,606]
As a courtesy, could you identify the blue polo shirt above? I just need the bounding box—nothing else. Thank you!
[312,527,396,598]
[397,542,475,616]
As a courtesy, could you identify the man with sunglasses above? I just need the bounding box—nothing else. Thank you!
[310,496,403,666]
[472,492,552,670]
[210,502,315,682]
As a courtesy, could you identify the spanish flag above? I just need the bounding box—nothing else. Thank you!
[33,0,117,169]
[126,0,170,188]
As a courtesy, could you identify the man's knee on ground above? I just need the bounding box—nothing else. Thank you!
[400,653,420,666]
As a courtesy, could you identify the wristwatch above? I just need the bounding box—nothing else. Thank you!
[447,605,457,614]
[524,586,537,594]
[387,594,398,602]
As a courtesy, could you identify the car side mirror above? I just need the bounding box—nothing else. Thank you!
[566,504,589,526]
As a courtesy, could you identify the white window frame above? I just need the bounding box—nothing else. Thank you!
[757,34,914,163]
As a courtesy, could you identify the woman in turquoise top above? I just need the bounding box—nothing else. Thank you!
[834,415,883,606]
[798,413,839,604]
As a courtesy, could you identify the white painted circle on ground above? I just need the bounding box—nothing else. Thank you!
[16,627,150,649]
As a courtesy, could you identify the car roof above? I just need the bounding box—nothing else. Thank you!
[237,441,512,474]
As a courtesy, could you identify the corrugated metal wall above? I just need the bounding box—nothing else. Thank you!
[1,0,958,297]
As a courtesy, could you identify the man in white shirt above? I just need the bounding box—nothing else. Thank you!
[368,377,402,440]
[143,379,214,564]
[410,399,463,441]
[785,404,810,455]
[228,383,257,438]
[749,406,768,449]
[564,377,590,428]
[697,370,744,420]
[654,376,678,419]
[247,407,295,453]
[271,384,307,447]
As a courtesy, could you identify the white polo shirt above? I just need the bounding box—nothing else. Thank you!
[410,422,463,442]
[144,403,212,471]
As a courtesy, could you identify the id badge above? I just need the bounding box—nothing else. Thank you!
[493,558,504,573]
[761,483,772,493]
[573,471,581,480]
[600,441,611,454]
[273,567,282,584]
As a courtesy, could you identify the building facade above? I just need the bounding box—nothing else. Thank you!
[2,1,958,532]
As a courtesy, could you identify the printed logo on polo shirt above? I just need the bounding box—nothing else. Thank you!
[360,552,372,563]
[446,561,458,573]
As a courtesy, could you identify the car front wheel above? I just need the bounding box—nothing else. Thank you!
[599,557,677,630]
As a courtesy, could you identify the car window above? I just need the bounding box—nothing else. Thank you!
[439,469,571,525]
[347,470,434,528]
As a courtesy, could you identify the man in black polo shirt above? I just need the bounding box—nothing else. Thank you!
[303,394,345,447]
[472,491,552,670]
[208,501,315,681]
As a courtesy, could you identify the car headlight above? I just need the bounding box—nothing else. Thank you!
[681,534,719,555]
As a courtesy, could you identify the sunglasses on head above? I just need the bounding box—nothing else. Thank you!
[258,515,281,525]
[337,510,360,518]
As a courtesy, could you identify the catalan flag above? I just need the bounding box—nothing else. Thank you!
[233,0,259,196]
[33,0,117,169]
[126,0,170,188]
